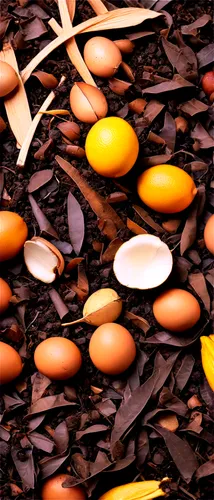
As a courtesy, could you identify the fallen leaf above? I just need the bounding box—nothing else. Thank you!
[185,160,209,172]
[32,70,58,89]
[154,0,174,10]
[162,34,197,81]
[72,453,90,479]
[109,78,132,95]
[28,414,46,432]
[96,399,117,417]
[143,73,195,95]
[162,219,181,233]
[181,14,211,36]
[154,425,198,482]
[116,103,129,118]
[159,111,176,152]
[127,218,147,235]
[66,257,84,273]
[196,459,214,480]
[188,271,210,312]
[106,454,136,472]
[175,355,195,391]
[143,153,172,167]
[51,240,73,255]
[128,98,147,114]
[27,170,53,193]
[147,131,166,145]
[101,238,123,263]
[28,194,59,239]
[180,196,198,256]
[56,156,125,231]
[11,440,35,490]
[98,218,117,241]
[179,99,208,116]
[191,123,214,149]
[13,4,49,19]
[159,387,188,416]
[144,322,208,347]
[28,432,54,453]
[135,100,165,134]
[0,16,11,40]
[133,205,164,233]
[31,372,51,404]
[136,429,149,467]
[39,452,69,479]
[49,288,69,320]
[125,310,150,334]
[0,116,6,133]
[3,393,25,411]
[106,192,128,204]
[197,43,214,68]
[126,31,155,41]
[9,484,23,497]
[76,424,108,440]
[34,138,54,160]
[185,411,203,434]
[54,421,69,454]
[153,351,180,396]
[40,109,70,116]
[67,191,84,255]
[27,393,76,418]
[121,61,135,82]
[77,261,89,301]
[20,16,47,41]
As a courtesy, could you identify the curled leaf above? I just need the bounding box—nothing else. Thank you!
[34,138,54,160]
[28,194,59,240]
[188,271,210,312]
[109,77,132,95]
[179,99,208,117]
[159,111,176,152]
[67,191,84,255]
[32,70,58,89]
[27,170,53,193]
[125,310,150,334]
[127,218,147,235]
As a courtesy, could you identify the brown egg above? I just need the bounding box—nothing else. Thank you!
[83,37,122,78]
[201,71,214,96]
[0,211,28,262]
[153,288,201,332]
[0,278,12,315]
[0,61,19,98]
[70,82,108,124]
[0,342,22,384]
[204,214,214,255]
[34,337,82,380]
[89,323,136,375]
[41,474,86,500]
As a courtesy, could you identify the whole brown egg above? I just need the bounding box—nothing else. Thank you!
[34,337,82,380]
[153,288,201,332]
[41,474,86,500]
[0,342,22,384]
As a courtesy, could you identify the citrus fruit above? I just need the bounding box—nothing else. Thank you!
[0,211,28,261]
[85,116,139,177]
[137,164,197,213]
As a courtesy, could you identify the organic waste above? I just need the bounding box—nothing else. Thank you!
[0,0,213,499]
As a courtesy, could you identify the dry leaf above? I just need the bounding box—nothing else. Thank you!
[0,116,6,133]
[39,109,70,116]
[147,131,166,145]
[66,257,84,273]
[34,138,54,160]
[191,123,214,149]
[179,99,208,116]
[126,31,155,40]
[98,218,117,241]
[197,43,214,69]
[27,170,53,193]
[32,70,58,89]
[133,204,164,233]
[49,288,69,320]
[106,192,128,204]
[125,310,150,334]
[109,78,131,95]
[143,73,195,95]
[159,111,176,152]
[127,218,147,235]
[128,98,147,114]
[28,194,58,240]
[188,271,210,312]
[101,238,123,263]
[20,16,47,40]
[62,145,85,158]
[181,14,211,36]
[162,219,181,233]
[57,121,80,141]
[67,191,84,255]
[121,61,135,82]
[162,35,197,81]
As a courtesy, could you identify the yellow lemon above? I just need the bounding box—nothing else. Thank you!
[137,164,197,214]
[85,116,139,177]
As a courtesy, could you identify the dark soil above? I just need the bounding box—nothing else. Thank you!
[0,1,213,499]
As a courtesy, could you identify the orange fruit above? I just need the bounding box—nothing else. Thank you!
[0,211,28,261]
[0,278,12,314]
[137,164,197,213]
[41,474,86,500]
[85,116,139,177]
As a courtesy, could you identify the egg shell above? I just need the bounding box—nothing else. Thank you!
[201,71,214,96]
[0,61,19,98]
[83,288,122,326]
[83,36,122,78]
[0,342,22,384]
[41,474,86,500]
[153,288,201,332]
[89,323,136,375]
[70,82,108,124]
[0,211,28,262]
[0,278,12,315]
[204,214,214,255]
[34,337,82,380]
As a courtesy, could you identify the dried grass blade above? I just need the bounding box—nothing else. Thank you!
[55,155,125,231]
[87,0,108,15]
[17,76,65,168]
[66,0,76,21]
[0,42,32,147]
[21,9,161,83]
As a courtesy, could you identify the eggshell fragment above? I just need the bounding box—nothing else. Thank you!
[83,288,122,326]
[89,323,136,375]
[70,82,108,124]
[153,288,201,332]
[24,237,64,283]
[84,37,122,78]
[0,61,19,97]
[113,234,173,289]
[0,278,12,315]
[0,342,22,384]
[41,474,86,500]
[204,214,214,255]
[34,337,82,380]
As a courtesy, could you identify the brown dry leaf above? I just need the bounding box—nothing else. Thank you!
[159,111,176,152]
[181,14,211,36]
[28,194,59,239]
[191,123,214,149]
[116,103,129,118]
[0,16,11,40]
[143,153,172,167]
[31,372,51,405]
[76,424,108,441]
[126,31,155,41]
[55,156,125,231]
[162,219,181,233]
[63,145,85,159]
[162,34,197,81]
[133,204,164,233]
[147,131,166,145]
[179,99,208,116]
[57,121,80,141]
[180,186,205,255]
[67,191,84,255]
[109,78,132,95]
[135,100,165,135]
[39,109,70,116]
[185,160,209,172]
[128,98,147,114]
[125,310,150,334]
[188,271,210,312]
[0,116,6,133]
[9,484,23,497]
[27,170,53,193]
[34,138,54,160]
[106,192,128,204]
[32,70,58,89]
[98,218,117,241]
[197,43,214,68]
[127,218,147,235]
[101,238,123,263]
[72,261,89,302]
[11,440,35,490]
[196,460,214,480]
[49,288,69,320]
[143,73,195,95]
[72,453,90,479]
[20,16,47,41]
[66,257,84,273]
[121,61,135,82]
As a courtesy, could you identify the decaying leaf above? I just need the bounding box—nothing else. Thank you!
[11,439,35,490]
[127,218,147,235]
[197,43,214,68]
[109,77,132,95]
[31,372,51,405]
[98,218,117,241]
[32,70,58,89]
[39,452,69,479]
[34,138,54,160]
[20,16,47,41]
[144,322,208,347]
[26,393,77,418]
[175,355,195,391]
[181,14,211,36]
[76,424,108,441]
[27,170,53,193]
[162,35,197,81]
[106,192,128,204]
[125,310,150,334]
[28,432,54,453]
[191,123,214,149]
[143,73,195,95]
[67,191,84,255]
[28,194,59,239]
[196,460,214,480]
[128,98,147,114]
[54,421,69,454]
[188,271,210,312]
[159,111,176,152]
[49,288,69,320]
[133,205,164,233]
[179,99,208,116]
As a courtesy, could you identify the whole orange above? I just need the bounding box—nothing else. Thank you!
[0,211,28,261]
[41,474,86,500]
[0,278,12,314]
[137,164,197,213]
[85,117,139,177]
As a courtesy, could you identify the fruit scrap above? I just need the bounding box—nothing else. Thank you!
[99,477,169,499]
[200,335,214,391]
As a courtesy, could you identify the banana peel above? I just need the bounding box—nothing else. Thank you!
[99,477,169,500]
[200,334,214,391]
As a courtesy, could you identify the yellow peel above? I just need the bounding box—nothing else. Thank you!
[200,335,214,391]
[99,478,169,500]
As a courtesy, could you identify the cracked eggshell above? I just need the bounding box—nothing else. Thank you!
[70,82,108,124]
[113,234,173,290]
[24,236,64,284]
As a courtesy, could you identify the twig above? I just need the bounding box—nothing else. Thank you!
[16,76,65,168]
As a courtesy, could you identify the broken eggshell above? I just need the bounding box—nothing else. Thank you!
[113,234,173,289]
[24,236,64,283]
